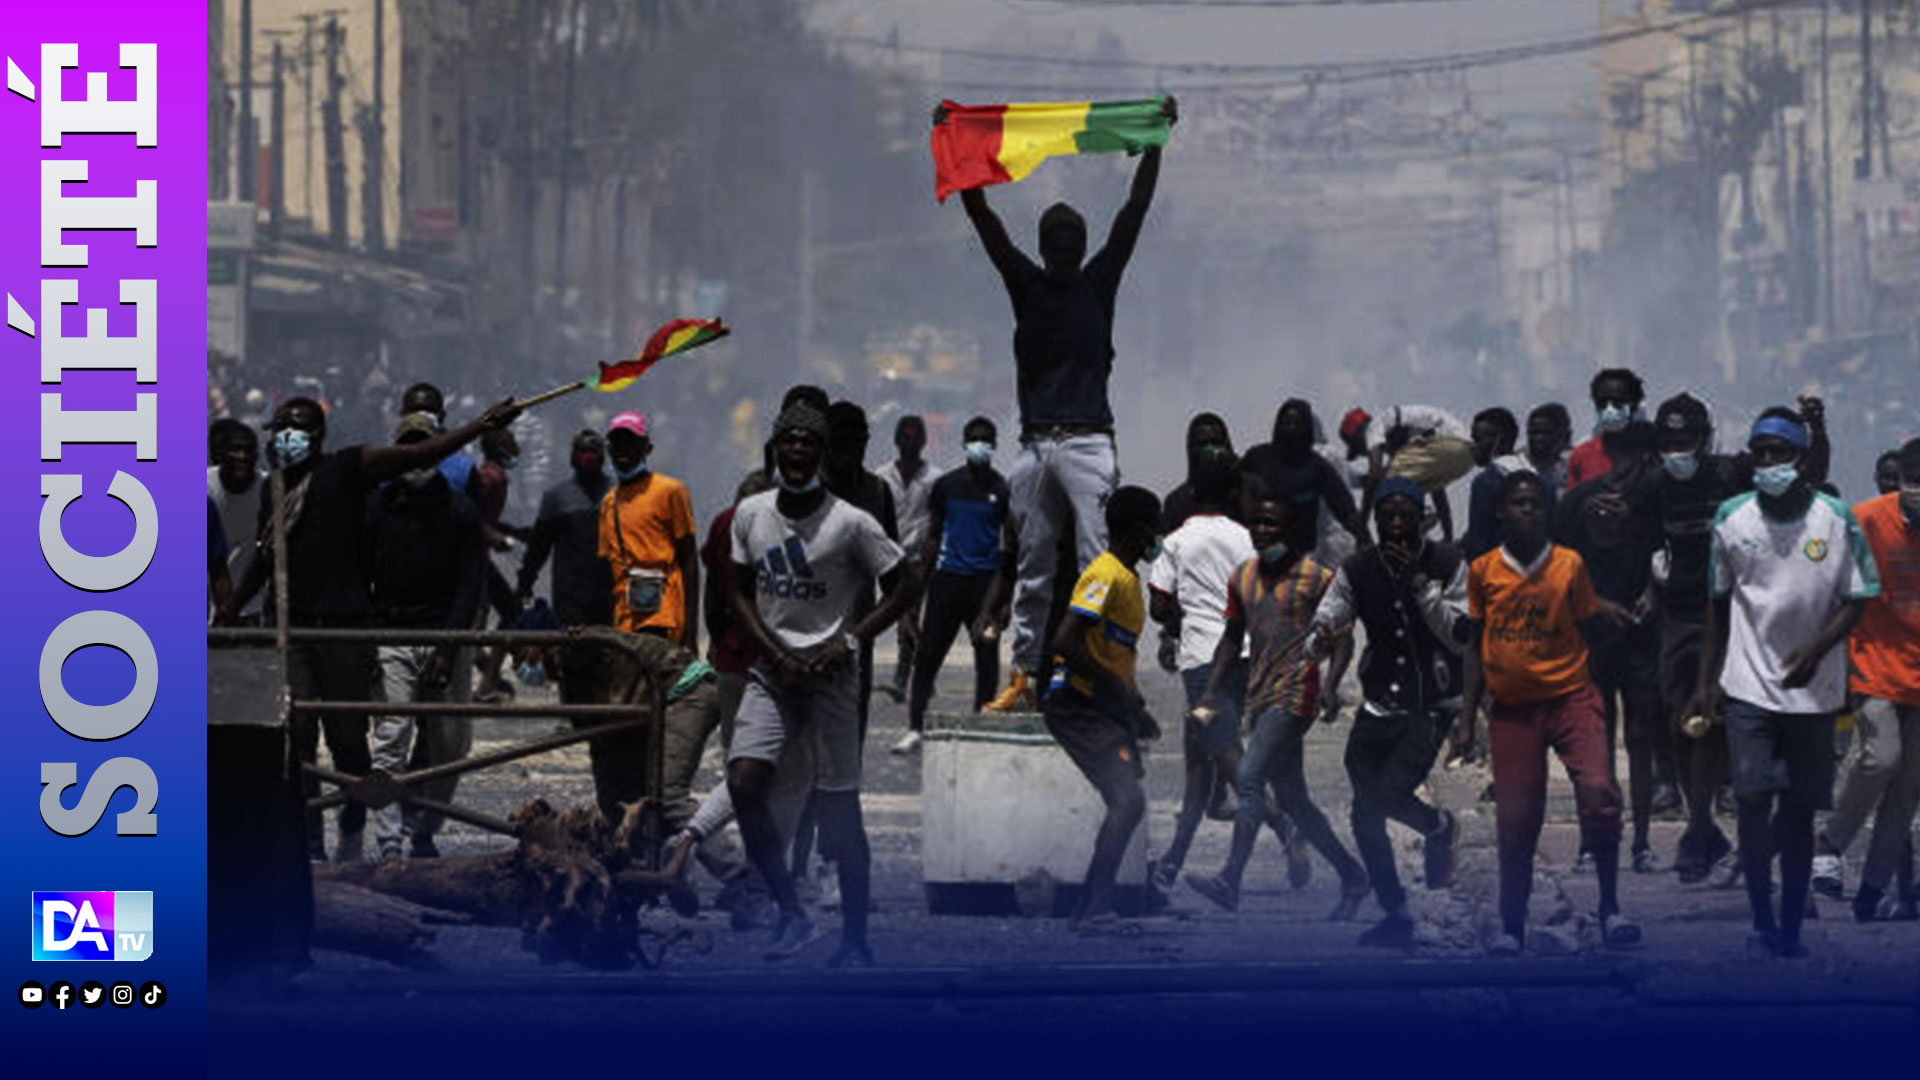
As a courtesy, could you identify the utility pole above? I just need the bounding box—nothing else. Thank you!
[323,17,347,246]
[797,169,815,374]
[1820,0,1834,336]
[209,0,230,199]
[267,34,287,230]
[1857,0,1873,331]
[553,0,583,304]
[362,0,387,252]
[516,0,537,330]
[238,0,254,201]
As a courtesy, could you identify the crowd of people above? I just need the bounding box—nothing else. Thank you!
[207,104,1919,973]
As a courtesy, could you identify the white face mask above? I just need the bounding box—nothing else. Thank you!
[272,428,314,467]
[1661,451,1699,482]
[964,441,995,467]
[1753,463,1799,498]
[775,469,822,495]
[1597,404,1635,433]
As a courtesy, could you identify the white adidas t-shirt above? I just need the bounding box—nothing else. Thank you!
[1709,491,1880,714]
[1147,513,1256,671]
[731,490,904,652]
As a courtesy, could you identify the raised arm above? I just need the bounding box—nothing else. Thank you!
[959,187,1030,287]
[361,399,521,482]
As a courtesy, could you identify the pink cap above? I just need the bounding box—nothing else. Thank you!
[608,411,649,438]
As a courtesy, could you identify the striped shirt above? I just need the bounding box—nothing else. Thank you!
[1226,553,1335,718]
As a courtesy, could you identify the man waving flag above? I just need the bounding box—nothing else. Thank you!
[931,96,1174,203]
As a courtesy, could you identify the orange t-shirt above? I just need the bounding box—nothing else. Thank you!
[1468,544,1601,706]
[1849,494,1920,706]
[599,472,696,641]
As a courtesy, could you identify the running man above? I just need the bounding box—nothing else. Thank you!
[1306,477,1467,946]
[1186,495,1370,922]
[1041,486,1165,933]
[1690,411,1877,957]
[726,404,920,967]
[1460,470,1640,954]
[1147,457,1255,887]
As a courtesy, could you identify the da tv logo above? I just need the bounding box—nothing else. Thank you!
[31,892,152,961]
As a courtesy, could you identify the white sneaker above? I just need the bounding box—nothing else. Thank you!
[1811,854,1844,898]
[891,730,923,755]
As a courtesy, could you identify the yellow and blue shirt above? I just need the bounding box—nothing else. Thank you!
[1048,551,1144,710]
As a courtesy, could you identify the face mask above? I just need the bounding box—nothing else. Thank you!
[574,452,604,475]
[516,662,547,689]
[1143,537,1164,562]
[964,441,994,467]
[499,454,519,472]
[1661,451,1699,482]
[401,467,439,489]
[1259,541,1290,565]
[616,458,650,483]
[1597,404,1633,433]
[1899,482,1920,526]
[1753,463,1799,498]
[272,429,313,467]
[775,469,822,495]
[1192,444,1229,464]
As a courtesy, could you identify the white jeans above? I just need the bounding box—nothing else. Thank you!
[369,644,474,854]
[1007,433,1119,673]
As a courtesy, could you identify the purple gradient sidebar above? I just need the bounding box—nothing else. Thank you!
[0,8,206,1070]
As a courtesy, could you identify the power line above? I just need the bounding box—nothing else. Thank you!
[840,0,1808,97]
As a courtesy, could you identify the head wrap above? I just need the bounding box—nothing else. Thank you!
[1340,408,1372,441]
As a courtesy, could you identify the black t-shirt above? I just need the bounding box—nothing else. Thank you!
[260,448,375,624]
[1553,478,1658,607]
[1651,454,1750,622]
[1237,444,1355,549]
[368,472,484,629]
[999,250,1127,429]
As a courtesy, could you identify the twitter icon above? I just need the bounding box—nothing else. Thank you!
[79,981,105,1009]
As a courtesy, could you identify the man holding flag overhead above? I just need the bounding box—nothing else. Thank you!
[935,95,1175,712]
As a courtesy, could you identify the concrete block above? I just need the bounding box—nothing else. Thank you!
[921,711,1149,902]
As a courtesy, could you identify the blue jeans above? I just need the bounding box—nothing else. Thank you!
[1227,708,1362,886]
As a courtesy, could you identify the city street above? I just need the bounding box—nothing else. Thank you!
[215,653,1920,1043]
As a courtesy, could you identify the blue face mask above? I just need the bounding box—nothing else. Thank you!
[1597,404,1634,433]
[1144,537,1164,562]
[775,469,822,495]
[516,662,547,689]
[1753,463,1799,498]
[964,441,995,467]
[272,428,313,467]
[1661,451,1699,482]
[616,457,650,483]
[1259,541,1291,565]
[499,454,520,472]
